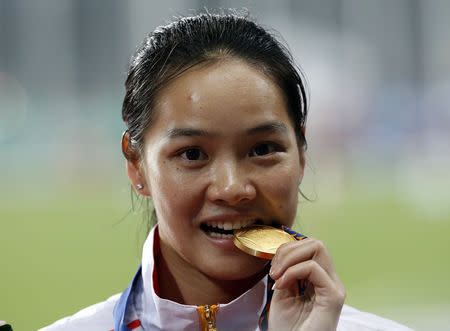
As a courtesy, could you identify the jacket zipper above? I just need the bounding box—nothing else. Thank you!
[197,304,218,331]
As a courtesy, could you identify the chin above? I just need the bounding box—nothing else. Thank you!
[201,256,269,281]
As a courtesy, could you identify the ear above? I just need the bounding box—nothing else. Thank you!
[126,159,151,197]
[122,130,151,197]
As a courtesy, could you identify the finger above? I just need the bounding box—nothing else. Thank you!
[274,260,330,290]
[270,238,337,281]
[274,260,345,305]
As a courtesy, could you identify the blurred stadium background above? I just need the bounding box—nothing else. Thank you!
[1,1,449,330]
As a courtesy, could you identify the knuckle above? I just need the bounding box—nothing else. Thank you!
[338,287,346,302]
[326,289,345,306]
[314,239,326,251]
[275,242,289,256]
[332,285,347,305]
[274,240,298,261]
[306,259,319,269]
[340,285,347,300]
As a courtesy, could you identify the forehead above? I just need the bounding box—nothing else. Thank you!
[150,59,291,132]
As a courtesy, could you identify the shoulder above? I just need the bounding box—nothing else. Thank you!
[338,304,415,331]
[38,293,121,331]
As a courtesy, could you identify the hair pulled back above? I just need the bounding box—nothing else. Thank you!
[122,11,308,160]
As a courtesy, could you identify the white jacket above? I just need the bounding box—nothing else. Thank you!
[39,227,414,331]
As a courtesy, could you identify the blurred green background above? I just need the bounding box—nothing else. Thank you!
[1,1,450,330]
[2,175,450,330]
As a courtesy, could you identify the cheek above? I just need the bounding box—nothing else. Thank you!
[148,161,203,225]
[259,162,301,221]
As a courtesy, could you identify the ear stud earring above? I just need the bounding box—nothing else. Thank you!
[136,184,144,190]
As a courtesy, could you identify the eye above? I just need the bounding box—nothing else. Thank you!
[249,142,282,157]
[179,147,208,161]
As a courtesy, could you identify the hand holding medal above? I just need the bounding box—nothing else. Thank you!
[234,225,346,331]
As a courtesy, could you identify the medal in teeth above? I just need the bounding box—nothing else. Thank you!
[202,219,256,239]
[233,225,307,260]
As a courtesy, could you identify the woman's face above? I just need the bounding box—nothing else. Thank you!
[139,59,304,281]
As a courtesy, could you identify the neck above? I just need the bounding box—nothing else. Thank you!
[156,240,268,306]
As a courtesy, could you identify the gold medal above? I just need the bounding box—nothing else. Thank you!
[233,225,296,260]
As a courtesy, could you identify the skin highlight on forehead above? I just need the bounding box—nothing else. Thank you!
[187,92,201,103]
[147,59,293,143]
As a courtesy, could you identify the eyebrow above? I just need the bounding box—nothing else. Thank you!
[165,128,213,138]
[165,121,288,139]
[245,121,288,135]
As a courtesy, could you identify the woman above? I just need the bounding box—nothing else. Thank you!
[40,12,413,331]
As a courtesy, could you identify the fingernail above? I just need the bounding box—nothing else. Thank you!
[271,281,277,291]
[269,267,275,277]
[269,263,279,277]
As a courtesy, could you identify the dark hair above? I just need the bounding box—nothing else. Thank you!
[121,11,309,226]
[122,11,308,160]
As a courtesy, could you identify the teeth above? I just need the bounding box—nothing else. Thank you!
[203,219,258,230]
[223,222,232,230]
[208,232,234,239]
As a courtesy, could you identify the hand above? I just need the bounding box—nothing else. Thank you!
[268,238,346,331]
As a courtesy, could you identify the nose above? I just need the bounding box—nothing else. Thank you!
[206,160,256,206]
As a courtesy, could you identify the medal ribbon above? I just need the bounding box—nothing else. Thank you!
[258,226,308,331]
